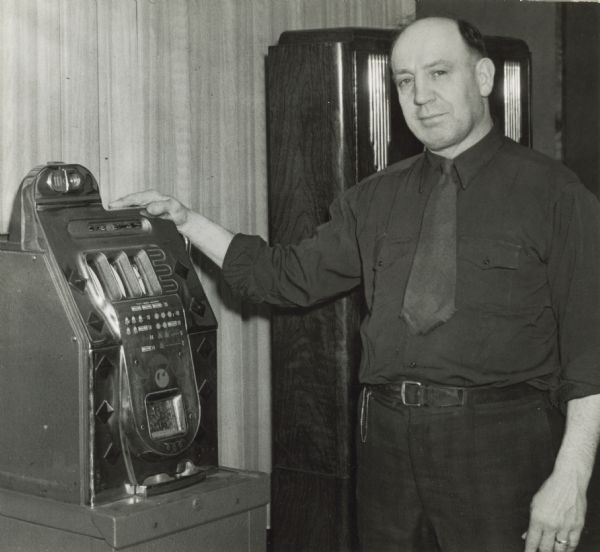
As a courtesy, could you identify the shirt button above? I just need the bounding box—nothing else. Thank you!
[482,257,490,266]
[409,362,416,368]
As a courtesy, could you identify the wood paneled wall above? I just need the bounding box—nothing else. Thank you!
[0,0,415,473]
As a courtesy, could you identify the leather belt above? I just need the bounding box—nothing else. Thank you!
[367,381,542,407]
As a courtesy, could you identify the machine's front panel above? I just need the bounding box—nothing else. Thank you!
[37,205,216,344]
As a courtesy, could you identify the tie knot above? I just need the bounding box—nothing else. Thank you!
[440,158,461,189]
[441,158,454,176]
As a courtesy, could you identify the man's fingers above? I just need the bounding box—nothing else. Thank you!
[144,199,176,218]
[109,190,166,209]
[524,524,543,552]
[537,529,557,552]
[523,526,582,552]
[564,530,580,552]
[108,192,188,226]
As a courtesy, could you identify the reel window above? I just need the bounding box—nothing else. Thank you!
[85,249,163,302]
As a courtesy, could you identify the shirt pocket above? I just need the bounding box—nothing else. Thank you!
[458,237,522,311]
[365,233,414,312]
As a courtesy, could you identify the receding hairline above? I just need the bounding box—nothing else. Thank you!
[391,17,487,62]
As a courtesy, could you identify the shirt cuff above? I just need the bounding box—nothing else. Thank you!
[222,233,268,303]
[556,380,600,406]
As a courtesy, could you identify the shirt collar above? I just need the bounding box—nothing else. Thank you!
[424,126,504,190]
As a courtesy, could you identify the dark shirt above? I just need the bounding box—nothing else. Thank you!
[223,128,600,403]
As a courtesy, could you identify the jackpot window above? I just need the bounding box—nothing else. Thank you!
[145,392,187,440]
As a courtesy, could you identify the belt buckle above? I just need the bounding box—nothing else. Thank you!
[401,380,424,407]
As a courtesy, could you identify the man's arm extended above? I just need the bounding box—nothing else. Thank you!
[524,393,600,552]
[109,190,234,268]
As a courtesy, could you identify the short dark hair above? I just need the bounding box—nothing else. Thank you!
[457,19,487,58]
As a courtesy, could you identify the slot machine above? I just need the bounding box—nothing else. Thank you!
[0,163,268,550]
[0,162,218,505]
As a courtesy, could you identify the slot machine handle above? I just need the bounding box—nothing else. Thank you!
[183,235,191,256]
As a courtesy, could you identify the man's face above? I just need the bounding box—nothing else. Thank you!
[390,19,493,158]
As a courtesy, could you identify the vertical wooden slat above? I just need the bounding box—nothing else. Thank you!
[167,1,194,206]
[0,0,23,228]
[97,0,142,198]
[0,0,62,232]
[31,0,62,162]
[134,0,193,203]
[244,0,273,479]
[59,0,100,179]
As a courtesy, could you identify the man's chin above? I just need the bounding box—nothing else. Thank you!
[417,135,454,153]
[409,124,452,149]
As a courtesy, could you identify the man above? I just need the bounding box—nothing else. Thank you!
[111,17,600,552]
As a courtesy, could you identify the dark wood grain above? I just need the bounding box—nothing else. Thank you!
[267,37,364,552]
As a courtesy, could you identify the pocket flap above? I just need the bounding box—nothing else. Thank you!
[460,237,521,270]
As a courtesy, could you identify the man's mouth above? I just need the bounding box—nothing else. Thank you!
[418,113,446,122]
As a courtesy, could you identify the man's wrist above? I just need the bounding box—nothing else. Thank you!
[176,208,201,235]
[552,397,600,489]
[553,460,594,491]
[553,446,596,485]
[174,210,234,268]
[172,206,190,229]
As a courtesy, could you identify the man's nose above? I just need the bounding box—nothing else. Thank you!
[413,76,434,105]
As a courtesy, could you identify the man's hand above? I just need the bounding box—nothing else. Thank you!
[523,468,586,552]
[109,190,190,227]
[523,393,600,552]
[110,189,234,268]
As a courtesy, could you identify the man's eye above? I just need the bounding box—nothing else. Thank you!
[396,78,413,91]
[432,70,447,79]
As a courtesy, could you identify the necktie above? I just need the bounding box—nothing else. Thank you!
[401,158,458,335]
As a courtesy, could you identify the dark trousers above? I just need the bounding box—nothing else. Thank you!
[356,387,565,552]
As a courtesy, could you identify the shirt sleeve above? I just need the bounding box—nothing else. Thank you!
[221,192,362,307]
[548,181,600,404]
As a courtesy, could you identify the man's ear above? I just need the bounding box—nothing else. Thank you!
[476,57,495,98]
